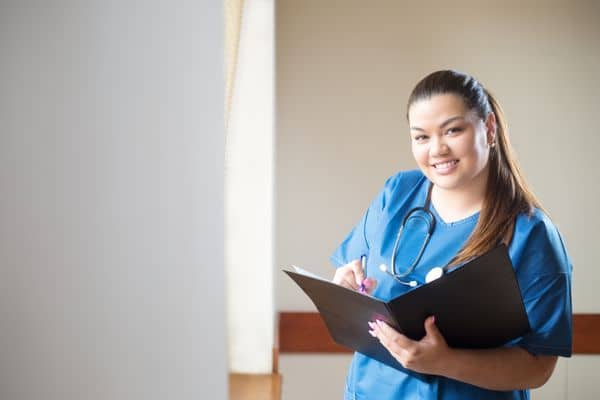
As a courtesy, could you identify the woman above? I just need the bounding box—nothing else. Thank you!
[331,70,572,399]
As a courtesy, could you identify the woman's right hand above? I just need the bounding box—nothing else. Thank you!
[332,259,377,294]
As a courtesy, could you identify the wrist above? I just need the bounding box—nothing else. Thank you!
[434,346,460,378]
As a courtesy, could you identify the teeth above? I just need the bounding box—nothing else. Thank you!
[433,160,457,169]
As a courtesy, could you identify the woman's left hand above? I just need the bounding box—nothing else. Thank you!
[369,316,452,376]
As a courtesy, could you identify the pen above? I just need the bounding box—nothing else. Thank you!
[359,255,367,293]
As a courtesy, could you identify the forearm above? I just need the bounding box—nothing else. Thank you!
[439,346,557,391]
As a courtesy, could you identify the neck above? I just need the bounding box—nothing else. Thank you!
[430,168,489,223]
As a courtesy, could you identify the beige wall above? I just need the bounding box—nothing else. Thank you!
[276,0,600,398]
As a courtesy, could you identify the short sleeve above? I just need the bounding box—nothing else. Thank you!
[508,212,573,357]
[329,189,384,267]
[329,172,407,267]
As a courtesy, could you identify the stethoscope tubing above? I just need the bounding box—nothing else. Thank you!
[385,183,443,286]
[390,208,435,279]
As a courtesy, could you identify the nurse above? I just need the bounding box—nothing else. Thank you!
[331,70,572,399]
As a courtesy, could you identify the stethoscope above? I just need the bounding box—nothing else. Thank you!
[379,183,446,287]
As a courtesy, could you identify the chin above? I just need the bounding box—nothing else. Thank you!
[425,171,464,190]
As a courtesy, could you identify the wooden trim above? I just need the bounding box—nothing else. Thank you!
[229,373,281,400]
[272,314,280,373]
[279,312,349,353]
[572,314,600,354]
[279,312,600,355]
[272,346,279,374]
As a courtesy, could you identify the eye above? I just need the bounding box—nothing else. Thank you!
[413,134,429,142]
[446,126,464,135]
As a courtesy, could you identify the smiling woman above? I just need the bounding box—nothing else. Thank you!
[409,97,491,204]
[331,70,573,400]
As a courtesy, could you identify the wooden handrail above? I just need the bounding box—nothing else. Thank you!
[279,312,600,354]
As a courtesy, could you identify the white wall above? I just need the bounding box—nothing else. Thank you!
[276,0,600,399]
[226,0,275,373]
[0,1,226,399]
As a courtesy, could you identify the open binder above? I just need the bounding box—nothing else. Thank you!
[283,245,531,377]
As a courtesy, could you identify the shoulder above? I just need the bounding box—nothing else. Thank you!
[381,169,425,196]
[513,209,565,252]
[359,169,426,219]
[509,208,572,276]
[374,169,426,210]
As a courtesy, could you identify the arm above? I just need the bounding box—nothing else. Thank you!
[443,345,556,390]
[370,317,557,391]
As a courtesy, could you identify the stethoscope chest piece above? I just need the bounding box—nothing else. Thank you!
[380,263,444,287]
[425,266,444,283]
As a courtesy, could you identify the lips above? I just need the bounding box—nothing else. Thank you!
[432,160,458,169]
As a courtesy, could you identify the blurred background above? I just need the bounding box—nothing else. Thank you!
[1,1,598,399]
[274,1,599,399]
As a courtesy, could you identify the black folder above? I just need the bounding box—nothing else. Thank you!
[284,245,531,378]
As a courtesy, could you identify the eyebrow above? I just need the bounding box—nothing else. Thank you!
[410,116,465,132]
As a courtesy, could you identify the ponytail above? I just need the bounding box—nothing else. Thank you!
[451,89,543,266]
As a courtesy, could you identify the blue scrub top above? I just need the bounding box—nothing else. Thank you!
[331,170,573,400]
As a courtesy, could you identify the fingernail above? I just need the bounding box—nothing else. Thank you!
[368,329,377,337]
[368,321,375,329]
[376,319,383,326]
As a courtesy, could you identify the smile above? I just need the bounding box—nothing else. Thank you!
[432,160,459,169]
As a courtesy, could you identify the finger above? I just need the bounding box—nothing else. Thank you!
[367,321,378,337]
[370,321,408,361]
[342,275,360,290]
[346,260,363,286]
[362,278,377,294]
[336,268,360,290]
[375,320,414,350]
[333,267,360,290]
[424,315,442,341]
[377,333,397,356]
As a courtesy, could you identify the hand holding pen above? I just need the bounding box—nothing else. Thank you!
[332,254,377,294]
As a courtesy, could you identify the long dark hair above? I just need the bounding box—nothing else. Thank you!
[407,70,543,266]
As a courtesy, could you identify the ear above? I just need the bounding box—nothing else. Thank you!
[485,112,497,147]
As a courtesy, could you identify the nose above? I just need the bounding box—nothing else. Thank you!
[429,136,449,157]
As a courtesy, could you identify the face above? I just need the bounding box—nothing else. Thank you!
[408,94,495,192]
